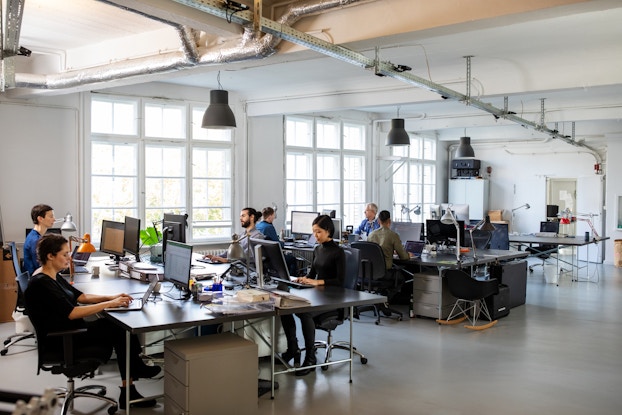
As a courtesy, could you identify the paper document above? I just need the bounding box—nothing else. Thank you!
[270,289,311,309]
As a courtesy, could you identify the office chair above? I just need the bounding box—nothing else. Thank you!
[351,241,403,324]
[527,221,559,272]
[313,247,368,369]
[23,273,118,415]
[436,269,500,330]
[1,243,36,356]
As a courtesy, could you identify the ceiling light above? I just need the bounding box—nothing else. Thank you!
[202,72,236,129]
[386,108,410,146]
[455,136,475,158]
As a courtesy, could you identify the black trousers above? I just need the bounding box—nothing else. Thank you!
[280,311,321,357]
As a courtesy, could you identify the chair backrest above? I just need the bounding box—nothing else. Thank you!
[351,241,386,281]
[9,242,22,277]
[14,270,30,312]
[444,269,499,300]
[470,229,492,249]
[342,247,360,290]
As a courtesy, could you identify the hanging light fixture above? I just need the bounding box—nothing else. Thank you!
[202,72,236,129]
[455,136,475,158]
[386,107,410,146]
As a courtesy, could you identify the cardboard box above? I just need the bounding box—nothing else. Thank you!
[488,210,503,221]
[1,256,17,323]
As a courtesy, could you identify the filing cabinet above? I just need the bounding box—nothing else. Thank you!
[411,270,457,319]
[164,332,257,415]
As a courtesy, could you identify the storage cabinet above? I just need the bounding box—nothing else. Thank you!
[448,179,489,221]
[411,270,457,319]
[489,260,528,308]
[164,332,258,415]
[1,245,17,323]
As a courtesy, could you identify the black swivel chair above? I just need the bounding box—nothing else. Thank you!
[313,247,368,369]
[1,242,36,356]
[436,269,500,330]
[527,221,560,272]
[23,274,118,415]
[351,241,403,324]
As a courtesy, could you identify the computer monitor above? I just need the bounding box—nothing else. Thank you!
[163,213,187,243]
[426,219,466,247]
[123,216,141,261]
[540,221,560,233]
[331,218,342,241]
[429,204,441,220]
[164,241,193,293]
[252,239,291,280]
[290,211,319,237]
[489,223,510,250]
[100,220,125,266]
[391,221,423,242]
[441,203,470,223]
[322,209,336,218]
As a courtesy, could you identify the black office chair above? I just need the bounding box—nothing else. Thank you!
[23,274,118,415]
[313,247,368,369]
[351,241,403,324]
[436,269,500,330]
[1,242,36,356]
[527,221,559,272]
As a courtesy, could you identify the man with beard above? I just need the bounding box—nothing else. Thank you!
[203,207,264,263]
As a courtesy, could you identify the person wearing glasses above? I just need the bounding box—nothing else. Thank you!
[354,202,380,240]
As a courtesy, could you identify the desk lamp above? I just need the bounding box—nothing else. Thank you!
[55,212,77,232]
[440,207,461,262]
[469,216,496,260]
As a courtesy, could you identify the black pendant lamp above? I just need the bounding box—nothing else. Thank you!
[202,72,236,129]
[455,136,475,158]
[386,108,410,146]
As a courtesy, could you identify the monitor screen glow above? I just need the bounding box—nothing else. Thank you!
[100,220,125,258]
[164,241,193,290]
[290,211,319,236]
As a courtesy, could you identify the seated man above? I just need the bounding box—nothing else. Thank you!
[354,203,380,240]
[367,210,410,269]
[256,207,298,277]
[204,207,264,263]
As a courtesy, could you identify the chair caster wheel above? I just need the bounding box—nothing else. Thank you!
[0,349,7,356]
[374,321,379,325]
[321,365,329,371]
[396,316,402,321]
[361,357,368,364]
[108,405,118,414]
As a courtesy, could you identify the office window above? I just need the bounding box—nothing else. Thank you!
[285,116,367,229]
[392,135,437,222]
[89,96,234,243]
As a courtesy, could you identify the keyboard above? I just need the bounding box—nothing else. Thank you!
[535,232,557,237]
[270,277,314,289]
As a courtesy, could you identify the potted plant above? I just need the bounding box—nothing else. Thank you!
[140,226,162,262]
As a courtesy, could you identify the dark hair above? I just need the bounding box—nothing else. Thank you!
[262,207,275,219]
[312,214,335,238]
[378,210,391,223]
[31,204,53,225]
[36,234,68,265]
[242,207,262,224]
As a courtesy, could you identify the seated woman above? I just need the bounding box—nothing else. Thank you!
[24,234,160,409]
[279,215,345,376]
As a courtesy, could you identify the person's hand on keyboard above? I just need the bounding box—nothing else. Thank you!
[202,254,227,263]
[295,276,320,286]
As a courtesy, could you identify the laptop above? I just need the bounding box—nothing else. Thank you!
[404,240,425,257]
[269,276,314,289]
[60,246,92,275]
[105,278,158,312]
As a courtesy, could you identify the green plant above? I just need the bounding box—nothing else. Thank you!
[140,227,161,246]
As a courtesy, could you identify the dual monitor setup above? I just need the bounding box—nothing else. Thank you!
[100,213,187,266]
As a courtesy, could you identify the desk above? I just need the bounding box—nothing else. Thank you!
[396,249,529,319]
[509,235,608,283]
[75,271,386,410]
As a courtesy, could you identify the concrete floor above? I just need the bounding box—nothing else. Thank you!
[1,257,621,414]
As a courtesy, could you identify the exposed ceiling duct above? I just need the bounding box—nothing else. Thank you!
[7,0,368,91]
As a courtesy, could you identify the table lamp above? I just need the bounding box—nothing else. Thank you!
[55,212,77,232]
[440,207,461,262]
[469,215,496,260]
[68,234,96,282]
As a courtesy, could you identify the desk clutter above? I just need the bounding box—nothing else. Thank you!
[118,260,163,282]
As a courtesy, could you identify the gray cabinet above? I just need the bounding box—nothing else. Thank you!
[411,270,457,319]
[164,332,258,415]
[448,179,489,221]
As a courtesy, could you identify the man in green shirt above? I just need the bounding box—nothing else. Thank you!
[368,210,411,269]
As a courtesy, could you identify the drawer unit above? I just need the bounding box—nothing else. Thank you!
[412,271,457,319]
[164,332,258,415]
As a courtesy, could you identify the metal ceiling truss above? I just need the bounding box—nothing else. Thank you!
[174,0,600,159]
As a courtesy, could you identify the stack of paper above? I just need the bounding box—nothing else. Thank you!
[270,289,311,309]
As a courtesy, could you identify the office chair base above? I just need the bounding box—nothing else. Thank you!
[315,340,368,369]
[55,380,118,415]
[1,332,36,356]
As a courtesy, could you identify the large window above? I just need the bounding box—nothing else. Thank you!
[391,135,437,222]
[89,95,233,244]
[285,116,367,230]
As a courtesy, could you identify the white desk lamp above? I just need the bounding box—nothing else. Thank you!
[440,207,461,262]
[55,212,77,232]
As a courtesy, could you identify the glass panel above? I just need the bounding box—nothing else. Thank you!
[316,120,340,149]
[286,153,313,179]
[192,107,232,142]
[91,99,137,135]
[286,117,313,147]
[144,103,186,139]
[343,123,365,150]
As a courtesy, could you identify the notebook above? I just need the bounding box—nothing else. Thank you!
[105,278,158,312]
[404,240,425,257]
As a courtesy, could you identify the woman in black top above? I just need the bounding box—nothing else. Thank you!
[280,215,346,376]
[24,234,160,409]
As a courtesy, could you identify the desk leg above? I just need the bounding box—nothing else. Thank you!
[126,330,131,415]
[270,315,275,399]
[349,305,353,383]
